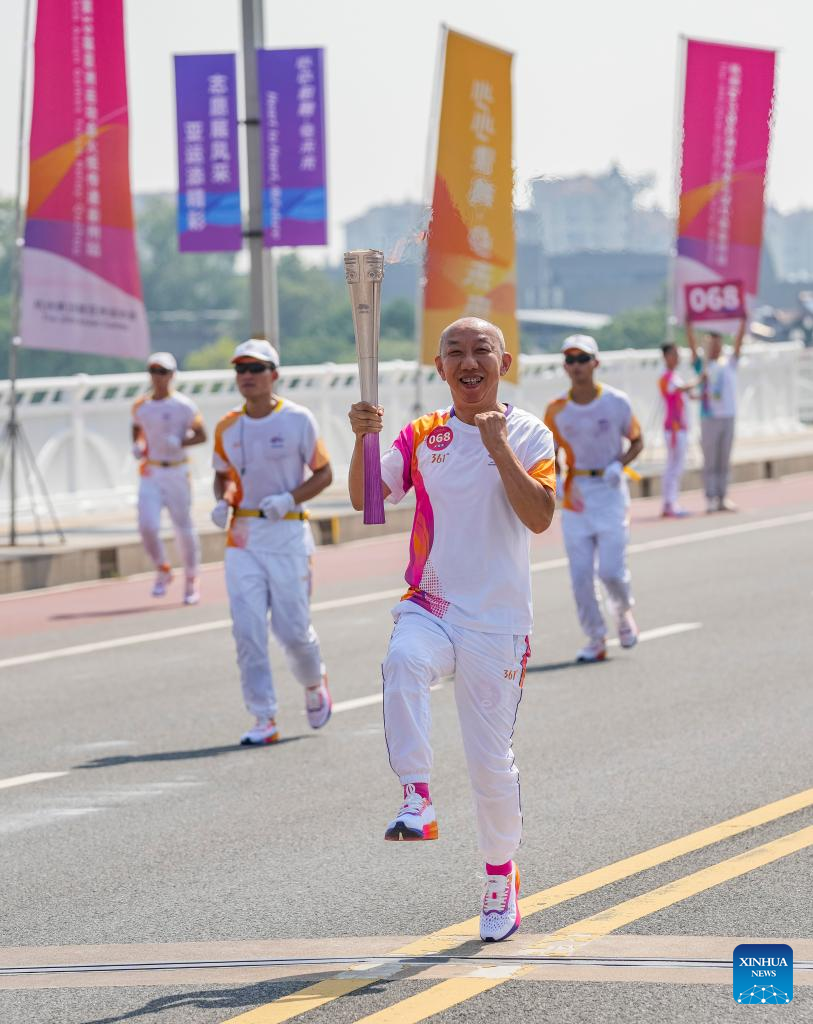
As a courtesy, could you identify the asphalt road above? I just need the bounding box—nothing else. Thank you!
[1,475,812,1023]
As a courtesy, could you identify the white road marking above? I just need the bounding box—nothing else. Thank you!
[331,683,443,715]
[608,622,701,647]
[1,510,808,673]
[0,772,68,791]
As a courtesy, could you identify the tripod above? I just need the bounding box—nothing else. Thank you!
[0,373,65,547]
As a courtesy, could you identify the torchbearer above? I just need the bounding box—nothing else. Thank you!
[544,335,644,664]
[348,317,556,942]
[131,352,206,604]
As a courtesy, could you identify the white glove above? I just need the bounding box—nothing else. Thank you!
[131,442,145,460]
[603,461,624,487]
[211,499,230,529]
[259,492,295,522]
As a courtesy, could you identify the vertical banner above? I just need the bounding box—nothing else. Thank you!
[257,48,327,247]
[421,29,518,380]
[674,38,776,330]
[21,0,149,359]
[174,54,242,252]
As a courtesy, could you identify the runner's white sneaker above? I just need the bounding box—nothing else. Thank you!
[151,567,173,598]
[576,639,607,663]
[240,717,280,746]
[384,783,438,841]
[305,677,332,730]
[183,577,200,605]
[480,862,521,942]
[618,611,639,649]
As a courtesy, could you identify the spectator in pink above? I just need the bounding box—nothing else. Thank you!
[658,343,695,518]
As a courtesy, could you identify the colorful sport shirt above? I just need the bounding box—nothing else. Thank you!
[212,398,329,551]
[132,391,202,470]
[544,384,641,510]
[659,370,687,438]
[379,405,555,635]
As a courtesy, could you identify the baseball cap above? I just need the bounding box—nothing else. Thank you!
[231,338,280,367]
[561,334,599,358]
[147,352,177,371]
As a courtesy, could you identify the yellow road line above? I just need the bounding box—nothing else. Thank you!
[220,786,813,1023]
[353,824,813,1024]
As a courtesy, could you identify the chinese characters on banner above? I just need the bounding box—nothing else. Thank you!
[174,54,242,252]
[674,38,776,330]
[256,48,327,247]
[21,0,149,358]
[421,29,518,380]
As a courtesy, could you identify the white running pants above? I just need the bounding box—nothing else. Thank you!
[662,429,689,509]
[382,604,528,864]
[225,546,324,719]
[137,468,199,575]
[562,483,633,643]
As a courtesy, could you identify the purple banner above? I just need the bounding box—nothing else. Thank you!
[257,48,327,247]
[174,53,242,252]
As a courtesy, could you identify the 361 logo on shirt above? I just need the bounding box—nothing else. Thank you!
[426,426,453,452]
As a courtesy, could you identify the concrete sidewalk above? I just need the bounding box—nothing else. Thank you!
[2,430,813,594]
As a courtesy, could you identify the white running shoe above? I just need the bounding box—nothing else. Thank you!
[151,567,173,598]
[618,611,639,649]
[305,678,332,730]
[576,639,607,663]
[183,577,200,605]
[239,717,280,746]
[719,498,738,513]
[480,862,521,942]
[384,783,438,841]
[706,498,720,514]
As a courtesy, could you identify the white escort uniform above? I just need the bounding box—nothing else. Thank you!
[544,384,641,645]
[379,405,555,865]
[132,391,202,576]
[212,399,330,720]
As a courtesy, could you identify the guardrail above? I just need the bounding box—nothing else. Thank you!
[0,342,807,520]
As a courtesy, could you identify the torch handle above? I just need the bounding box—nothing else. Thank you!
[362,432,386,525]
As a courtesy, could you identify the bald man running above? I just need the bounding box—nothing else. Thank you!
[349,317,556,943]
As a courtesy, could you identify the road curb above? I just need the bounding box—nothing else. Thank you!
[1,451,812,595]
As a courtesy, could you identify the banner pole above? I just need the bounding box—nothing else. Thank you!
[667,35,687,344]
[5,0,34,546]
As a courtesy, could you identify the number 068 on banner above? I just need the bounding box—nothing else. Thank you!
[684,280,745,322]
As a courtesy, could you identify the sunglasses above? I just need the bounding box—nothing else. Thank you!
[564,353,594,365]
[148,367,172,375]
[234,362,273,375]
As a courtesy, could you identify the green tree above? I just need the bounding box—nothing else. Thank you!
[595,301,670,351]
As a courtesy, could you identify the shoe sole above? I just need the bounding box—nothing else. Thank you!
[620,636,638,649]
[240,733,280,746]
[384,820,439,841]
[576,651,606,663]
[481,865,521,942]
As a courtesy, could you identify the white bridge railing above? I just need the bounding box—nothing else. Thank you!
[0,342,807,521]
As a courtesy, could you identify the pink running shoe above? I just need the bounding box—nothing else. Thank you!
[480,862,521,942]
[384,783,438,841]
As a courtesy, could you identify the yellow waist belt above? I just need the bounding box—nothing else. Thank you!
[146,458,188,468]
[233,508,310,521]
[571,466,642,482]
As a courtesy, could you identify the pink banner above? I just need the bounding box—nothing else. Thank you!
[674,38,776,331]
[21,0,149,359]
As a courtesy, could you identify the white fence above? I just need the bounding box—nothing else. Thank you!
[0,342,807,521]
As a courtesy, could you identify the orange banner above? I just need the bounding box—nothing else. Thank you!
[421,29,518,380]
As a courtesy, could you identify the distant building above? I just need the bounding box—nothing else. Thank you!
[529,164,671,256]
[764,207,813,282]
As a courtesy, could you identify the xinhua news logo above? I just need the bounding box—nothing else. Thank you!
[733,943,793,1004]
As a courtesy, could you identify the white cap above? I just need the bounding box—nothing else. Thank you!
[561,334,599,358]
[231,338,280,366]
[147,352,177,371]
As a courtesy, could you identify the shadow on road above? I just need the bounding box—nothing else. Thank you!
[525,659,609,675]
[74,737,310,770]
[50,605,184,620]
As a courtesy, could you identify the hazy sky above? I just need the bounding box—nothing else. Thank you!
[1,0,811,258]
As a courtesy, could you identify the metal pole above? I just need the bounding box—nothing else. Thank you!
[7,0,34,546]
[240,0,279,349]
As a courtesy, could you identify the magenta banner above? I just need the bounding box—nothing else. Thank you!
[257,48,327,247]
[673,38,776,331]
[21,0,149,359]
[174,53,242,252]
